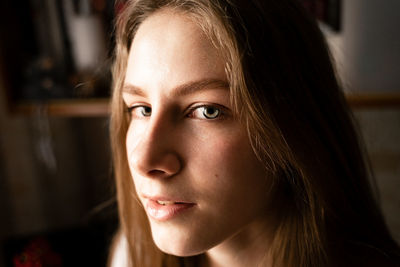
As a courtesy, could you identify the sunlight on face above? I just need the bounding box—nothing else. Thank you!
[123,9,273,257]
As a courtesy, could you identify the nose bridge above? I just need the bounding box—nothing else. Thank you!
[144,110,173,150]
[129,110,181,178]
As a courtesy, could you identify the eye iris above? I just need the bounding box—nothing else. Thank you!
[203,107,219,119]
[141,106,152,116]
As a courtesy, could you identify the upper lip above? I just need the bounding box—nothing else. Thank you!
[141,193,195,204]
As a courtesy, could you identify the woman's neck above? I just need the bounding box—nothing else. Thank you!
[202,216,275,267]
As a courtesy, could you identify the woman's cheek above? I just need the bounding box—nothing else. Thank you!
[126,121,146,153]
[189,127,250,186]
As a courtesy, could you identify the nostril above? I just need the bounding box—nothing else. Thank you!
[148,169,167,177]
[130,150,182,178]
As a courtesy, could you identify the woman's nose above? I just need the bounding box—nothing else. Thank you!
[127,118,182,179]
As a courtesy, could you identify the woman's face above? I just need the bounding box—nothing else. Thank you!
[123,10,273,256]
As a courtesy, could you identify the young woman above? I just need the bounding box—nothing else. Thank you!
[109,0,400,266]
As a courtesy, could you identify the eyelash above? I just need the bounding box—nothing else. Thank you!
[125,104,226,120]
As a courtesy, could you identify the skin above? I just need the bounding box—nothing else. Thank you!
[123,10,276,267]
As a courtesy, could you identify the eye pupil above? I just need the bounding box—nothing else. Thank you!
[141,106,152,116]
[203,107,220,119]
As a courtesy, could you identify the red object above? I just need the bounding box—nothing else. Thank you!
[13,238,62,267]
[115,0,128,16]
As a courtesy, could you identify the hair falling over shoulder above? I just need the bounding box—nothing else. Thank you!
[109,0,400,266]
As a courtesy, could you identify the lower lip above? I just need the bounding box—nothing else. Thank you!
[145,200,195,221]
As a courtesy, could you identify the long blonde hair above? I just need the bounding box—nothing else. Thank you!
[110,0,399,266]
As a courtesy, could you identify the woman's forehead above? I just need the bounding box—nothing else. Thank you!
[125,9,227,96]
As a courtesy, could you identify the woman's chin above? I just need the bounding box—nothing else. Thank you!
[151,228,210,257]
[153,236,206,257]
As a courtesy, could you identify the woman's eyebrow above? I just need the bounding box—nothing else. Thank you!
[122,78,229,97]
[122,84,147,97]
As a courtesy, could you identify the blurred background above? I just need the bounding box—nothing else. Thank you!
[0,0,120,266]
[0,0,399,266]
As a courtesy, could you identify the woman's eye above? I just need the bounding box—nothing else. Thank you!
[190,105,222,120]
[128,106,152,117]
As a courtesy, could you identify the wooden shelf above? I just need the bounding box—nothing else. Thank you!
[346,92,400,109]
[10,98,110,117]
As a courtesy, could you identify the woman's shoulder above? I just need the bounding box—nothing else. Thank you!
[108,229,131,267]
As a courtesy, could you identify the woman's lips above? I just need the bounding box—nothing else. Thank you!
[145,198,195,221]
